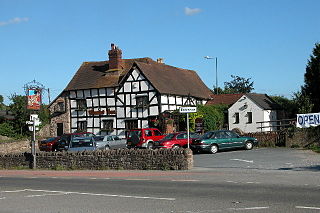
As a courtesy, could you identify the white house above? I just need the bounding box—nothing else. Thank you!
[228,94,282,133]
[49,44,212,137]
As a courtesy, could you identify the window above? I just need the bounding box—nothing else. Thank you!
[76,99,87,110]
[247,112,253,124]
[136,96,149,108]
[125,120,138,130]
[102,120,113,131]
[176,133,187,139]
[234,113,240,124]
[154,129,162,136]
[145,130,152,136]
[77,121,87,131]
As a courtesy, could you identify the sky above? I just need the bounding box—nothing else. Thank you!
[1,0,319,105]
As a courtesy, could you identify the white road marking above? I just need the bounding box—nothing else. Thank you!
[25,193,66,198]
[246,182,260,184]
[24,189,175,201]
[230,159,254,163]
[296,206,320,210]
[226,181,238,184]
[228,206,269,211]
[0,197,6,200]
[90,178,97,180]
[2,189,28,193]
[171,179,199,182]
[124,178,151,181]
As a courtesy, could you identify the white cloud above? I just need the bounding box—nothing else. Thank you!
[184,7,202,16]
[0,17,29,27]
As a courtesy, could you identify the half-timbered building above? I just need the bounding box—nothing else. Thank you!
[49,44,212,137]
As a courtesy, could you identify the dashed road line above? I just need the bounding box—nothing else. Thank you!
[228,206,270,211]
[230,159,254,163]
[24,189,176,201]
[171,179,199,182]
[0,197,6,200]
[296,206,320,210]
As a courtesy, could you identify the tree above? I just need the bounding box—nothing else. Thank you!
[224,75,254,94]
[271,95,297,118]
[8,94,30,136]
[0,95,6,110]
[302,43,320,113]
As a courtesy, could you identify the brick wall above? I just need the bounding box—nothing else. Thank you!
[0,149,193,170]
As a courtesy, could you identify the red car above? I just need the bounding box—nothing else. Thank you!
[126,128,165,149]
[38,136,61,152]
[154,132,200,149]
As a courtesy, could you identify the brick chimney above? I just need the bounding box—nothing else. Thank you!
[108,43,123,71]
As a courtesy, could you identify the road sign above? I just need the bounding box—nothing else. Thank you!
[179,107,197,113]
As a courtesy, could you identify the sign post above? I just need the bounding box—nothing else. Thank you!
[26,115,41,169]
[179,107,197,149]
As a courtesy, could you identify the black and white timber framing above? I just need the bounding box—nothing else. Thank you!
[67,66,207,137]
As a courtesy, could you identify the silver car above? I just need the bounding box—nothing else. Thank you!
[67,136,97,152]
[95,135,127,150]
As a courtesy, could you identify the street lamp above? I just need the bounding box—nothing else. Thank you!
[204,56,218,94]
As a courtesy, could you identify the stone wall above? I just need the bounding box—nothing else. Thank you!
[0,148,193,170]
[49,93,71,137]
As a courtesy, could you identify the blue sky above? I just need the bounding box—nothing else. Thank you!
[1,0,319,104]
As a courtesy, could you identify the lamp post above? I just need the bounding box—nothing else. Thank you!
[204,56,218,94]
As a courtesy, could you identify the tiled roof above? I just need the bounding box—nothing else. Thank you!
[64,58,153,91]
[246,93,282,110]
[64,58,212,100]
[134,61,212,99]
[206,94,244,106]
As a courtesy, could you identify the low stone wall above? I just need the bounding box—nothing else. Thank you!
[0,148,193,170]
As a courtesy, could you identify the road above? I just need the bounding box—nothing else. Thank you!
[0,148,319,213]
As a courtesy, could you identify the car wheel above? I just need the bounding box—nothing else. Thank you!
[245,141,253,150]
[104,145,110,150]
[147,142,154,149]
[209,144,218,154]
[172,145,180,149]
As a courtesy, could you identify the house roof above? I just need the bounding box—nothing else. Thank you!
[245,93,282,110]
[64,58,153,91]
[206,94,244,106]
[134,61,212,99]
[64,57,212,100]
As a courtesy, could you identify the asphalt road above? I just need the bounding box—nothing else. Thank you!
[0,148,319,213]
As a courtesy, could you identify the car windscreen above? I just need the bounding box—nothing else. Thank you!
[201,132,215,139]
[128,131,142,138]
[71,138,94,147]
[163,133,175,140]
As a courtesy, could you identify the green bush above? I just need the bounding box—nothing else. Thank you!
[0,122,15,138]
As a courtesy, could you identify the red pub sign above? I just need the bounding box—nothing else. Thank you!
[27,88,41,110]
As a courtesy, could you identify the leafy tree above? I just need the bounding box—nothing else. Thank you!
[8,94,30,136]
[224,75,254,94]
[302,43,320,112]
[0,95,6,110]
[188,104,228,132]
[271,95,297,118]
[293,90,314,114]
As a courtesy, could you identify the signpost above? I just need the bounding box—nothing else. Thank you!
[26,114,41,169]
[179,107,197,149]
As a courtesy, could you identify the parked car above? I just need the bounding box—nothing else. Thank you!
[66,136,97,152]
[54,132,95,151]
[95,135,127,150]
[191,130,258,154]
[154,132,200,149]
[126,128,165,149]
[38,136,60,152]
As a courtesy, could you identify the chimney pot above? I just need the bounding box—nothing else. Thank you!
[108,43,123,71]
